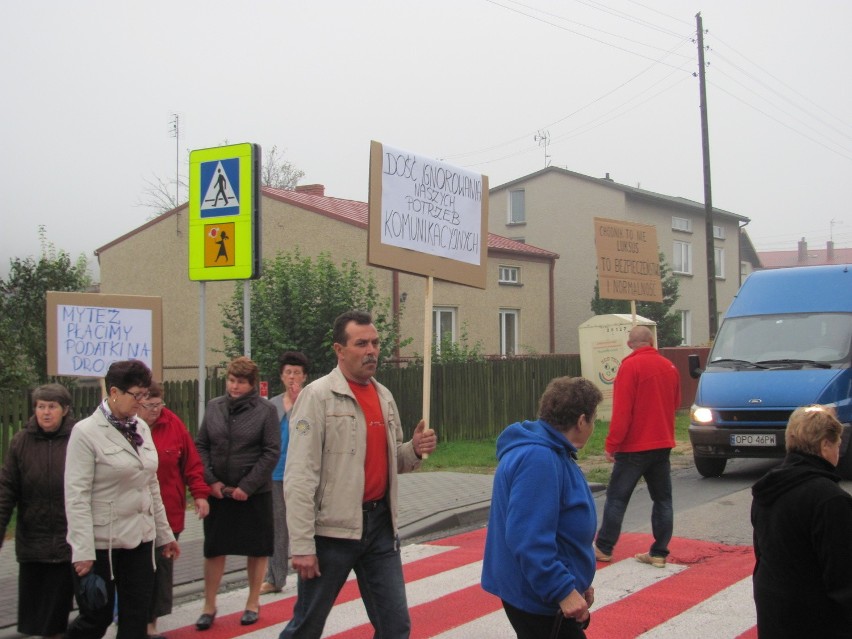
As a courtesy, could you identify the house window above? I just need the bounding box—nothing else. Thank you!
[678,310,692,345]
[499,310,519,356]
[714,247,725,279]
[432,307,456,353]
[673,241,692,274]
[672,216,692,233]
[499,265,520,284]
[713,224,726,240]
[509,190,525,224]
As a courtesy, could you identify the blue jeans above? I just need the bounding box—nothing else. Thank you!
[278,501,410,639]
[595,448,673,558]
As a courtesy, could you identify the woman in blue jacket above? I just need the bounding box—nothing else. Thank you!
[482,376,603,639]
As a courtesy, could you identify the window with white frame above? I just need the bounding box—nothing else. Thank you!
[433,307,456,353]
[714,247,725,278]
[678,310,692,345]
[713,224,726,240]
[673,240,692,274]
[509,190,526,224]
[499,310,519,356]
[499,265,520,284]
[672,216,692,232]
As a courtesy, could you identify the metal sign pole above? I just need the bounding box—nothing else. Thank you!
[198,281,206,426]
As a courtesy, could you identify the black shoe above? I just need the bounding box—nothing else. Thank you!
[195,612,216,631]
[240,609,259,626]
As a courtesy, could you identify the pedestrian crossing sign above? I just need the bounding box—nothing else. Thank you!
[200,159,240,218]
[188,143,261,281]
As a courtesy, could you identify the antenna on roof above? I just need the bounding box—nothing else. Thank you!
[534,130,551,168]
[830,218,843,242]
[170,113,180,205]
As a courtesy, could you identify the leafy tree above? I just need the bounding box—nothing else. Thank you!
[590,252,682,347]
[261,145,304,189]
[0,227,93,388]
[221,250,409,390]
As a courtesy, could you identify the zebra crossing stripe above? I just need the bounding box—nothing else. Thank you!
[160,528,757,639]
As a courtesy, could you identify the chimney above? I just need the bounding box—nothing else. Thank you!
[295,184,325,197]
[797,237,808,263]
[827,240,835,262]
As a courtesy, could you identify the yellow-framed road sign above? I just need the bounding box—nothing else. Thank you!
[188,143,261,281]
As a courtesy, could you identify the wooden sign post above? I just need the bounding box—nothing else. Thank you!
[368,141,489,456]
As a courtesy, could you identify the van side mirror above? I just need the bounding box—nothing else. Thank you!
[688,353,702,379]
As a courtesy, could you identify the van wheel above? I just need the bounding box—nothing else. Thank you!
[694,455,727,478]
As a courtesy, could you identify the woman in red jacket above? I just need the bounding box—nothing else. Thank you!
[137,381,210,639]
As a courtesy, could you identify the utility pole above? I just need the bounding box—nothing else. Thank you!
[696,13,718,340]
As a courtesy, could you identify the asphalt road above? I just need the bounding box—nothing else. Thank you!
[600,457,783,547]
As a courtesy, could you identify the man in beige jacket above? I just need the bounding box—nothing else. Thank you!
[280,311,437,639]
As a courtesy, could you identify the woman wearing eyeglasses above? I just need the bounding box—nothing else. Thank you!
[137,381,210,639]
[64,359,179,639]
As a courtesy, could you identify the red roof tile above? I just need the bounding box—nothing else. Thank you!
[758,247,852,269]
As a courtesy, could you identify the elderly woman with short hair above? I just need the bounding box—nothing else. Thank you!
[136,381,210,639]
[0,384,76,639]
[194,356,280,629]
[482,376,604,639]
[751,405,852,638]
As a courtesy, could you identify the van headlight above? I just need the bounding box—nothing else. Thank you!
[692,406,714,424]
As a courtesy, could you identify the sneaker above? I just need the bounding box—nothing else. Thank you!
[635,552,666,568]
[594,546,612,562]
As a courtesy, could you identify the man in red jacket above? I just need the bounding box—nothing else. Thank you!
[594,325,680,568]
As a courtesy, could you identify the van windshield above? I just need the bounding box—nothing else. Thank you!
[710,312,852,366]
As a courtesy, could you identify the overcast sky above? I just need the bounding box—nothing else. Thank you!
[3,0,851,279]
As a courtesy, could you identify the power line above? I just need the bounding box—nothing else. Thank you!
[708,64,852,156]
[709,48,852,146]
[482,0,690,68]
[709,81,852,163]
[708,32,852,137]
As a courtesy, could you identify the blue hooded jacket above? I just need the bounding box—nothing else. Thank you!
[481,419,596,615]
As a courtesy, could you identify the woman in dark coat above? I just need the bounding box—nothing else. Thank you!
[0,383,75,639]
[751,405,852,638]
[194,356,280,629]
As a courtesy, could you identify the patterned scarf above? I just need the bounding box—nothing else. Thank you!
[100,400,143,450]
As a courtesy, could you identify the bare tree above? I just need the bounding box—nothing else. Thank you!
[262,145,304,189]
[138,143,303,217]
[137,174,187,218]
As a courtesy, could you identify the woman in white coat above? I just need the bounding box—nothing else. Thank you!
[64,360,179,639]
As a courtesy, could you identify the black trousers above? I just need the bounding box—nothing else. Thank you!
[502,600,587,639]
[149,532,180,622]
[66,541,155,639]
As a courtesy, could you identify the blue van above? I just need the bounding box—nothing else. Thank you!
[689,264,852,478]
